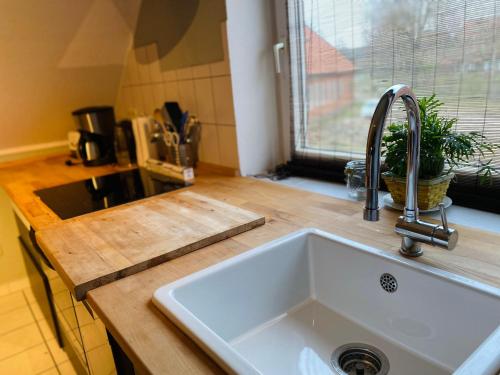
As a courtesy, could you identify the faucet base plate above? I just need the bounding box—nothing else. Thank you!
[399,237,424,257]
[399,247,424,257]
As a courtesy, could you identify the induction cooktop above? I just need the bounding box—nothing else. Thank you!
[34,168,190,219]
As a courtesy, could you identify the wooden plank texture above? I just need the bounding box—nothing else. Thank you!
[35,190,265,300]
[86,176,500,374]
[2,155,500,374]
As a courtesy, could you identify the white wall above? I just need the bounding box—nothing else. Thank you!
[114,22,240,170]
[225,0,283,176]
[0,0,139,151]
[0,0,140,291]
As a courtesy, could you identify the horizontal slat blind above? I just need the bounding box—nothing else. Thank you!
[288,0,500,200]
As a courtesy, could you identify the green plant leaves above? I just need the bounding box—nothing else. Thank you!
[382,94,497,182]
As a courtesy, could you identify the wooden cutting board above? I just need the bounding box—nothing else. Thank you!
[36,191,265,300]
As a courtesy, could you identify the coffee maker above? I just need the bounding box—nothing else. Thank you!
[72,106,116,166]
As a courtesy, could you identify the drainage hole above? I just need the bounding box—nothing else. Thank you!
[331,343,389,375]
[380,273,398,293]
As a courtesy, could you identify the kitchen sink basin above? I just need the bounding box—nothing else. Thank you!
[153,228,500,375]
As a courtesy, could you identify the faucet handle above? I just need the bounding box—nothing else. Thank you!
[434,202,458,250]
[438,203,448,231]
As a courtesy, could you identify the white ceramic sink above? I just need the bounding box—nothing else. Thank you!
[153,229,500,375]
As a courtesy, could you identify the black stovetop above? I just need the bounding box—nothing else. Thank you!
[35,168,190,219]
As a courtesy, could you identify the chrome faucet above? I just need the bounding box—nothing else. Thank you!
[363,84,458,257]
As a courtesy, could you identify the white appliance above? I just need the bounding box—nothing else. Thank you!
[131,116,158,167]
[67,131,81,159]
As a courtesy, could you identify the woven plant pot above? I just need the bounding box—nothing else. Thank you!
[382,173,454,210]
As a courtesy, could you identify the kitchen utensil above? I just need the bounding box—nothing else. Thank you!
[178,111,189,143]
[185,117,201,166]
[163,102,183,132]
[158,122,181,165]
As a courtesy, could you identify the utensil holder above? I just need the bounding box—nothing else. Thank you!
[163,123,201,168]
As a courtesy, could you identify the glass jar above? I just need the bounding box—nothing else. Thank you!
[344,160,366,200]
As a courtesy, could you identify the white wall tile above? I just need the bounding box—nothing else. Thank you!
[121,63,130,87]
[217,125,239,169]
[122,87,133,117]
[135,47,151,84]
[152,83,164,108]
[141,85,156,115]
[194,78,215,123]
[192,64,211,78]
[199,124,220,165]
[131,86,145,116]
[116,21,238,169]
[162,81,179,102]
[115,89,126,119]
[146,44,163,83]
[212,76,235,125]
[176,67,193,80]
[126,49,140,85]
[177,80,197,114]
[162,69,177,82]
[209,60,230,76]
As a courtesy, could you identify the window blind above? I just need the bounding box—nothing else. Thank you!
[287,0,500,212]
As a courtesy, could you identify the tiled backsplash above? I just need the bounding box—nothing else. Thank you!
[115,23,240,170]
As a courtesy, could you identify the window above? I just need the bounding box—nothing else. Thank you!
[282,0,500,213]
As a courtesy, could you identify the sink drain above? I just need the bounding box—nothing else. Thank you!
[331,343,389,375]
[380,273,398,293]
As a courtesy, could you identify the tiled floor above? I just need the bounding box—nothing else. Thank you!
[0,286,77,375]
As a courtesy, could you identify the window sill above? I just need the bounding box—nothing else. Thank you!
[271,176,500,234]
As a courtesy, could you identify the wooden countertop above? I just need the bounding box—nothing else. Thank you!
[2,154,500,374]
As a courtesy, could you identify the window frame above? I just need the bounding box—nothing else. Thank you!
[273,0,500,214]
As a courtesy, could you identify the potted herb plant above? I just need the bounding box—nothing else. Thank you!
[382,94,497,210]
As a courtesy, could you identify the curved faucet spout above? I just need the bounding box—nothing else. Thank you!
[363,84,458,257]
[364,84,421,222]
